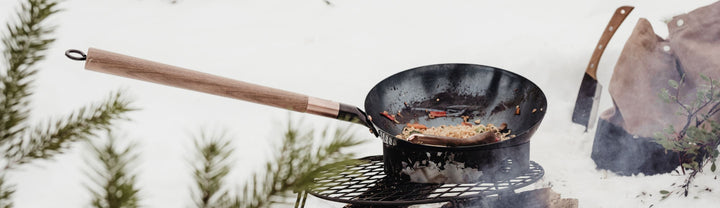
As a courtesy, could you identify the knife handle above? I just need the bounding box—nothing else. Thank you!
[586,6,634,79]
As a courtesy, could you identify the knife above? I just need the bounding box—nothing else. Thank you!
[572,6,634,131]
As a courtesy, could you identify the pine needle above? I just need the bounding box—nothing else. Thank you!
[0,0,60,147]
[0,0,134,168]
[0,0,135,206]
[190,130,235,208]
[4,91,134,166]
[237,118,367,208]
[0,174,14,208]
[0,0,136,206]
[86,132,141,208]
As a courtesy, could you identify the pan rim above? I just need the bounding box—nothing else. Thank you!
[365,62,547,150]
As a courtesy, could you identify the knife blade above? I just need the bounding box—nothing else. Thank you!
[572,6,634,131]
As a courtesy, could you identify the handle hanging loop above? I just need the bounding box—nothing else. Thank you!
[65,49,87,61]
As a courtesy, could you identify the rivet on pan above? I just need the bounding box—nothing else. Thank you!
[597,44,603,50]
[589,63,595,69]
[608,26,614,32]
[620,9,626,14]
[676,19,685,27]
[663,45,671,52]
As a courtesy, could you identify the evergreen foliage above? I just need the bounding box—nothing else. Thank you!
[4,91,133,166]
[0,0,133,206]
[1,0,60,157]
[189,119,367,208]
[86,133,142,208]
[190,131,235,208]
[237,120,366,208]
[0,174,13,208]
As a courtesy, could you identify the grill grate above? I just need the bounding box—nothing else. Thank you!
[306,155,544,206]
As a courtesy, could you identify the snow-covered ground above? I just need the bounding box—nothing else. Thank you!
[1,0,719,207]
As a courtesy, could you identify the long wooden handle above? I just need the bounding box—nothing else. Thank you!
[84,47,339,117]
[586,6,634,79]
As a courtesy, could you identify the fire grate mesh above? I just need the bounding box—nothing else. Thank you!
[306,155,544,206]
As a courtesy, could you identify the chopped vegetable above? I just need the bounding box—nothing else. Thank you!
[406,123,428,130]
[474,119,482,124]
[381,111,399,123]
[515,105,520,115]
[428,111,447,118]
[461,122,473,127]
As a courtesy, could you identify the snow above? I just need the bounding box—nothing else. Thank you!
[1,0,719,207]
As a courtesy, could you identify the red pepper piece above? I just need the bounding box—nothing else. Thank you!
[428,111,447,118]
[381,111,399,123]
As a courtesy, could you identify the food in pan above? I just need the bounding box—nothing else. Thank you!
[380,111,399,123]
[428,111,446,118]
[395,122,514,144]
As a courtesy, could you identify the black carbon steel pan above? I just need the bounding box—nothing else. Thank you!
[69,48,547,183]
[365,64,547,182]
[366,63,546,149]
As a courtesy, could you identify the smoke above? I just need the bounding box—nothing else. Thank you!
[436,188,577,208]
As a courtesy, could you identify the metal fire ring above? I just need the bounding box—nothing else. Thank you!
[306,155,544,206]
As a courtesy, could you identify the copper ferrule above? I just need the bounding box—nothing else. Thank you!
[307,97,340,118]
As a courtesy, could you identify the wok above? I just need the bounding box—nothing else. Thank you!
[66,48,547,183]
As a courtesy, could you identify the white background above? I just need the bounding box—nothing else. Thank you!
[1,0,719,207]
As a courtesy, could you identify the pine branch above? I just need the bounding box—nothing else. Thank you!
[4,91,134,167]
[0,0,136,206]
[238,119,367,208]
[0,174,14,208]
[0,0,60,147]
[86,132,141,208]
[190,131,235,208]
